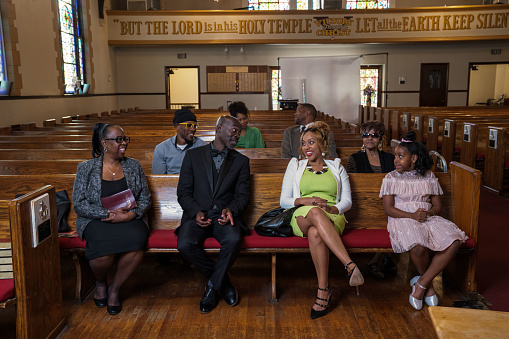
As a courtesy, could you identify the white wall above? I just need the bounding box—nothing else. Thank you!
[15,0,59,95]
[114,40,509,122]
[0,0,120,127]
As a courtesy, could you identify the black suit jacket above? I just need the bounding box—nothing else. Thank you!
[177,143,251,233]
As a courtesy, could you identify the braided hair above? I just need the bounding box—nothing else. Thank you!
[399,131,433,176]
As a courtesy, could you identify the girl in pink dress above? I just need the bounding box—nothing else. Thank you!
[379,131,468,310]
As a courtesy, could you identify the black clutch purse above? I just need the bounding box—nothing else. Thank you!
[254,207,298,237]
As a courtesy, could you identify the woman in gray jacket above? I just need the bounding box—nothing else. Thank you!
[73,123,151,315]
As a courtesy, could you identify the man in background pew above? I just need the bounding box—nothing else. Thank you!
[176,116,250,314]
[281,103,338,159]
[152,108,207,174]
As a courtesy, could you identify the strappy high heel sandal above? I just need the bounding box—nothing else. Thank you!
[310,286,332,320]
[345,261,364,296]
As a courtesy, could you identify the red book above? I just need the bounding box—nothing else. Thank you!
[101,189,137,210]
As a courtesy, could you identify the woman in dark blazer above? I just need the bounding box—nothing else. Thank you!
[73,123,151,315]
[346,121,397,280]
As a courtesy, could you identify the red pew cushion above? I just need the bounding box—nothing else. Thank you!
[59,228,475,250]
[0,279,14,303]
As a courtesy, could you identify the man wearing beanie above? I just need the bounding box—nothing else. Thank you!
[152,108,207,174]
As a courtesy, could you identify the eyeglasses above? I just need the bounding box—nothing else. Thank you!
[362,133,381,139]
[104,136,130,143]
[179,123,198,129]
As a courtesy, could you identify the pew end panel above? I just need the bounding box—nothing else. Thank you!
[9,186,66,339]
[447,161,481,296]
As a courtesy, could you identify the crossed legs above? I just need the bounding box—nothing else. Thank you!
[297,207,358,311]
[409,240,460,300]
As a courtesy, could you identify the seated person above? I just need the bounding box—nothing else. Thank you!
[228,101,265,148]
[281,103,337,159]
[73,123,151,316]
[346,121,397,280]
[152,108,207,174]
[280,121,363,320]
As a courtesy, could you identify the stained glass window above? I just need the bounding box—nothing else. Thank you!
[271,69,281,110]
[0,9,6,82]
[248,0,290,10]
[58,0,85,94]
[296,0,323,10]
[360,68,379,106]
[346,0,389,9]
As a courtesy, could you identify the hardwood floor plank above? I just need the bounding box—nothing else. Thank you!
[45,253,467,338]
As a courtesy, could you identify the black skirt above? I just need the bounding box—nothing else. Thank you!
[83,177,148,260]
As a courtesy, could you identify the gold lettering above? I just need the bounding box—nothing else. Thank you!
[443,15,452,30]
[144,21,152,35]
[432,16,440,31]
[305,19,312,33]
[119,21,142,35]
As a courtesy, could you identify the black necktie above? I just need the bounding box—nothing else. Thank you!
[300,126,305,134]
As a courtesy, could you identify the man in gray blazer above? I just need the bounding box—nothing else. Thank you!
[281,103,338,159]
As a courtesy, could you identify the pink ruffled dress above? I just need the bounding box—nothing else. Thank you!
[379,170,468,253]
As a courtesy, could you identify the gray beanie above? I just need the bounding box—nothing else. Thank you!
[173,108,197,125]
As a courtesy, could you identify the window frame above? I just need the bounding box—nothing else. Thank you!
[57,0,86,94]
[0,8,6,81]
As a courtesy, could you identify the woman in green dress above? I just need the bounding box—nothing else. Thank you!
[228,101,265,148]
[280,121,364,320]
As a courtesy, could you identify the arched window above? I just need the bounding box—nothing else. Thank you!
[346,0,389,9]
[57,0,85,94]
[0,9,6,81]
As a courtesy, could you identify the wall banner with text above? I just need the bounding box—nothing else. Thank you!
[107,5,509,45]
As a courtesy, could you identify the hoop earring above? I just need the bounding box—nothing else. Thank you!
[361,144,366,152]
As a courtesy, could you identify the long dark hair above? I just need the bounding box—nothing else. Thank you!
[399,131,433,176]
[92,123,112,158]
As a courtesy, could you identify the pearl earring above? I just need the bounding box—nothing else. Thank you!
[104,147,108,153]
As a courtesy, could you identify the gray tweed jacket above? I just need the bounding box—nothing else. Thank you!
[72,154,151,239]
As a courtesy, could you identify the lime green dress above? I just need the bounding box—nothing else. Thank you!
[290,169,347,238]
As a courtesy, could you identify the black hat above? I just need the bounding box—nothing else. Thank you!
[173,108,197,125]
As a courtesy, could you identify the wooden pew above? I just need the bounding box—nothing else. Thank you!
[0,162,481,302]
[7,186,66,338]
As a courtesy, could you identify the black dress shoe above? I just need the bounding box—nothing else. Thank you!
[107,304,122,316]
[93,297,108,308]
[199,286,218,314]
[382,256,398,276]
[221,283,238,307]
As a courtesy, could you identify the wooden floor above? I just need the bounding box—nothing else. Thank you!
[1,252,469,339]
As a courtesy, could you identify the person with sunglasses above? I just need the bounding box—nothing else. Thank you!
[228,101,265,148]
[73,123,151,315]
[346,121,397,281]
[151,108,207,174]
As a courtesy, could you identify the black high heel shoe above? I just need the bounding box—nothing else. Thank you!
[310,286,332,320]
[345,261,364,296]
[93,297,108,308]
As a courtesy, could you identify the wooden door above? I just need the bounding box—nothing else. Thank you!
[419,63,449,107]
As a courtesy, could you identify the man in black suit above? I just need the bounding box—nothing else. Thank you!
[281,103,338,159]
[177,115,250,314]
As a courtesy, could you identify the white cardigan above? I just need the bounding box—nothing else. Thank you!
[280,158,352,214]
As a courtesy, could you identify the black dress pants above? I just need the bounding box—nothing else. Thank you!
[177,217,242,290]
